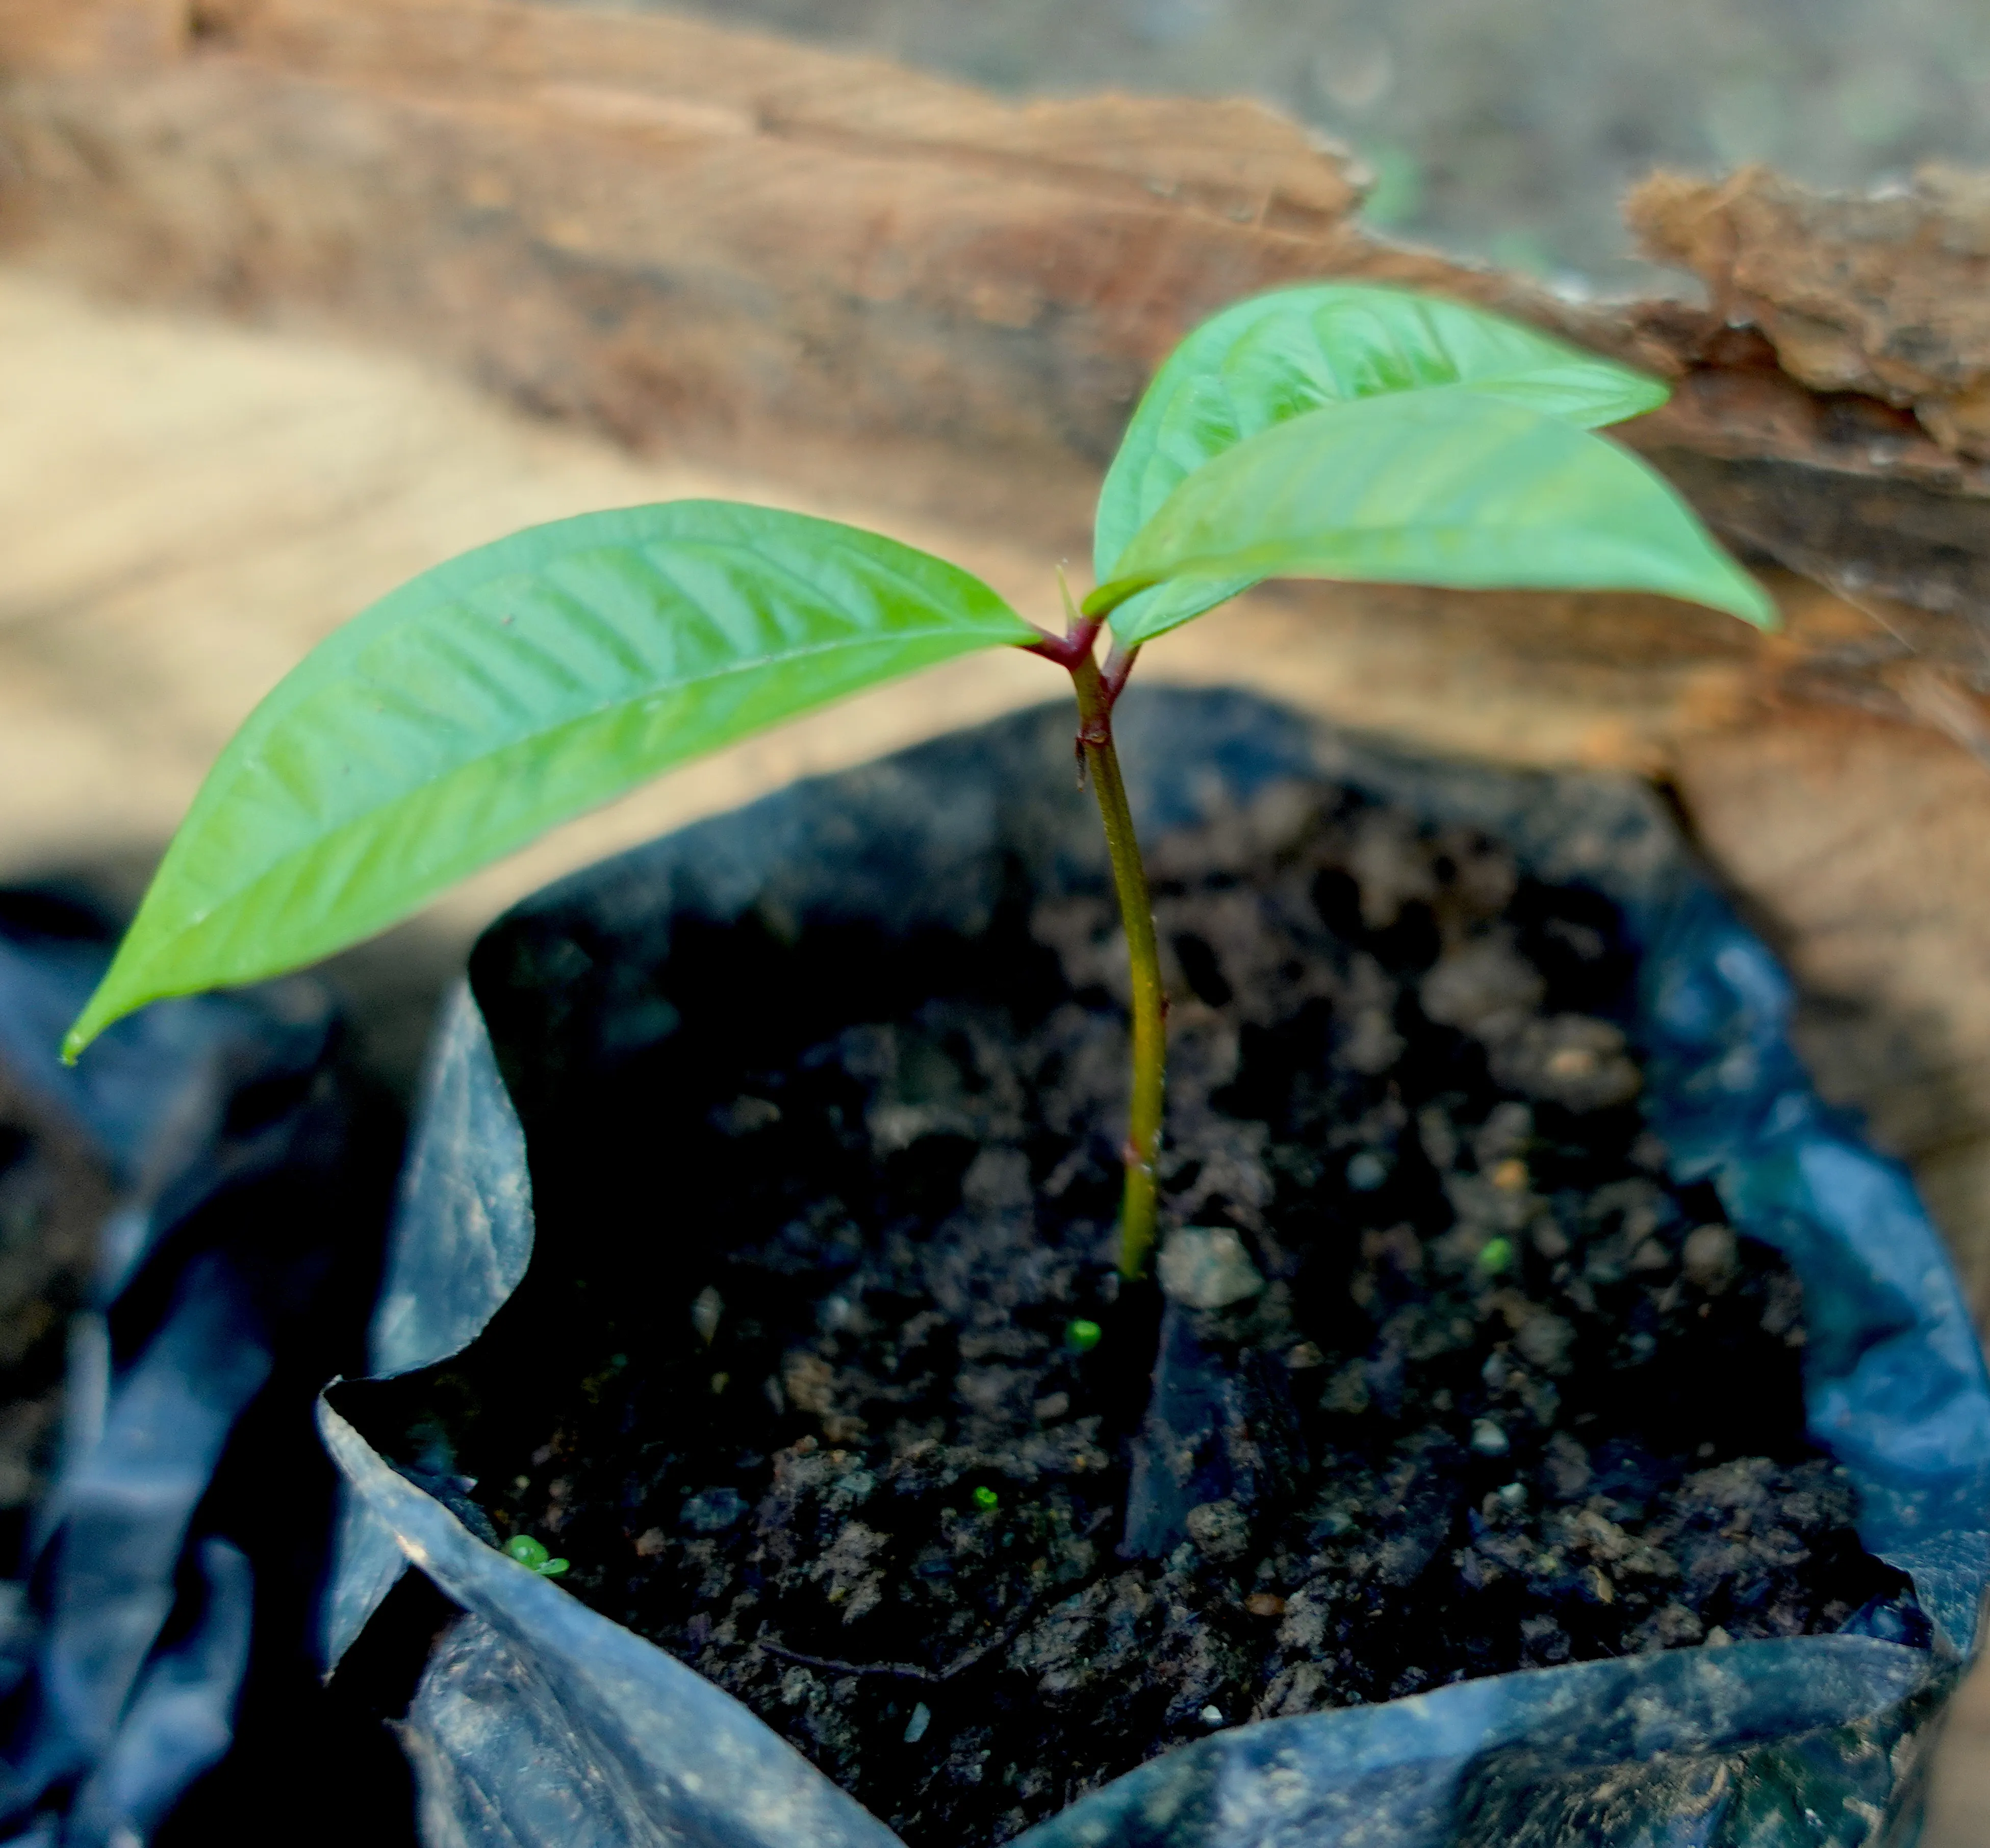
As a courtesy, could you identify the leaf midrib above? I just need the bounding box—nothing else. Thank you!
[171,619,1019,936]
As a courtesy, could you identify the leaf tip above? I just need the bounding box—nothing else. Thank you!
[1723,570,1782,632]
[63,971,141,1064]
[1621,376,1672,423]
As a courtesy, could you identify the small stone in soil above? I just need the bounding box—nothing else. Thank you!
[1346,1151,1387,1191]
[1156,1226,1265,1310]
[1184,1499,1252,1561]
[692,1286,724,1345]
[680,1487,747,1533]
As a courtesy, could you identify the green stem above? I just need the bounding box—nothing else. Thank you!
[1067,650,1165,1280]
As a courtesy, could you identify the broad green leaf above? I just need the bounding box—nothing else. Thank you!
[67,501,1037,1057]
[1085,389,1776,642]
[1095,284,1671,640]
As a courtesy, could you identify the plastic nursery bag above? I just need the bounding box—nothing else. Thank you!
[0,893,364,1847]
[322,689,1990,1848]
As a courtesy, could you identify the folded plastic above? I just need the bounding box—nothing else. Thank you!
[0,910,345,1843]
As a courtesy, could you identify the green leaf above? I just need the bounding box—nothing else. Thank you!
[67,501,1037,1057]
[1094,284,1672,639]
[1085,389,1776,643]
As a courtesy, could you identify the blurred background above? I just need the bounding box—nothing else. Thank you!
[575,0,1990,288]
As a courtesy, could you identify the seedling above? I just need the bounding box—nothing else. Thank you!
[505,1534,570,1576]
[1065,1319,1105,1354]
[63,286,1771,1283]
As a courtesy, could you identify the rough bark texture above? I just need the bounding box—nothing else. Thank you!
[0,0,1564,479]
[3,1,1987,587]
[1630,164,1990,459]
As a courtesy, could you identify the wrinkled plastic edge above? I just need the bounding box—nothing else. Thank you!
[368,983,532,1381]
[318,1397,904,1848]
[320,1447,413,1676]
[1012,1632,1932,1848]
[319,984,534,1675]
[1634,883,1990,1657]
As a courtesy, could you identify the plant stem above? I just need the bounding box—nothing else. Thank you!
[1025,590,1165,1280]
[1067,650,1165,1281]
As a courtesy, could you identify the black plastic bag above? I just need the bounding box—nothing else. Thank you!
[322,690,1990,1846]
[0,894,398,1846]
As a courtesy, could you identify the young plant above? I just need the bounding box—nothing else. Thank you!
[504,1534,570,1577]
[63,286,1772,1283]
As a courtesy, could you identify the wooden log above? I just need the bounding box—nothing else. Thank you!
[0,0,1528,507]
[4,1,1985,621]
[3,1,1985,598]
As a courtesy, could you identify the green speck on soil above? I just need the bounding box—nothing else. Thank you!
[506,1534,571,1575]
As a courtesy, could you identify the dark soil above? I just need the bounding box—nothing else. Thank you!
[420,780,1897,1848]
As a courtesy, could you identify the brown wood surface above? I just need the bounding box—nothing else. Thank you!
[3,3,1983,496]
[1630,164,1990,458]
